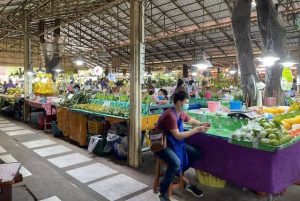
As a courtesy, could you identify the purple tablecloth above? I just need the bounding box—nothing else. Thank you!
[187,134,300,194]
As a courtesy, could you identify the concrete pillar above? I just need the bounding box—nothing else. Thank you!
[129,0,144,167]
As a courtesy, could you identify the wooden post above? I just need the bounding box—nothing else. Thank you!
[23,12,32,121]
[129,0,144,167]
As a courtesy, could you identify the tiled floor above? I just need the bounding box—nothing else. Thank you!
[0,125,26,131]
[1,115,300,201]
[22,139,56,148]
[40,196,62,201]
[88,174,148,201]
[66,163,118,183]
[0,154,32,177]
[0,123,16,128]
[6,129,34,136]
[48,153,92,168]
[125,190,178,201]
[0,120,11,124]
[0,145,6,153]
[33,145,72,157]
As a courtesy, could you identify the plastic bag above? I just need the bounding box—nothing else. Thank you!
[88,135,101,152]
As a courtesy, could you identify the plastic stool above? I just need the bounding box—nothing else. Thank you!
[153,158,186,197]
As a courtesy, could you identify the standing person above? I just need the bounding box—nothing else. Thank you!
[4,79,16,94]
[186,80,195,97]
[149,80,157,95]
[156,91,211,201]
[170,79,186,101]
[67,81,74,93]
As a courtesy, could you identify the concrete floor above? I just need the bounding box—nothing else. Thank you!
[0,116,299,201]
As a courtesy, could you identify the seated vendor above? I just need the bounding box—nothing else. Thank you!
[156,89,169,105]
[156,91,210,201]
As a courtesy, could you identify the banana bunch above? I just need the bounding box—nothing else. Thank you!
[289,102,300,112]
[7,87,23,96]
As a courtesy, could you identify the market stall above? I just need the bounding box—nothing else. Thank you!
[185,107,300,201]
[0,88,24,120]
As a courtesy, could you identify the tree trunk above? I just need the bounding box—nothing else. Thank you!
[255,0,287,105]
[232,0,258,105]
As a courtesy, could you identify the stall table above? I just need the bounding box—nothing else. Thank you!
[25,99,56,131]
[0,163,23,201]
[187,134,300,201]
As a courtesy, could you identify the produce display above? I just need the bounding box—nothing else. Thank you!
[288,128,300,138]
[59,92,92,108]
[232,118,292,147]
[95,92,129,102]
[262,107,286,115]
[143,95,153,104]
[273,111,300,130]
[288,101,300,112]
[6,87,23,96]
[73,103,129,117]
[33,73,56,96]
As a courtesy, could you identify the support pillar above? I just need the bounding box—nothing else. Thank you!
[23,12,32,121]
[129,0,144,167]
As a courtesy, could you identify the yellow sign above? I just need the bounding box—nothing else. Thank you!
[281,67,293,90]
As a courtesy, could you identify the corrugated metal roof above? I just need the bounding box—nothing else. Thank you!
[0,0,298,67]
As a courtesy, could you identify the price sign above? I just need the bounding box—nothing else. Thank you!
[281,67,293,91]
[93,66,103,76]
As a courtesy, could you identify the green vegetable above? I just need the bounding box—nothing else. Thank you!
[268,134,276,140]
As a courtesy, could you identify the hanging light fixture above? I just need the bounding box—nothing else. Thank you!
[279,53,298,67]
[52,65,64,72]
[27,69,35,75]
[258,48,280,67]
[192,54,213,69]
[229,67,238,75]
[251,0,256,8]
[74,57,84,66]
[229,63,238,75]
[192,2,213,70]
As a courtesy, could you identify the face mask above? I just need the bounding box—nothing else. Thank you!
[182,103,189,111]
[157,95,164,100]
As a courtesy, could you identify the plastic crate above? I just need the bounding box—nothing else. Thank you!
[88,120,109,135]
[229,101,242,110]
[195,170,226,188]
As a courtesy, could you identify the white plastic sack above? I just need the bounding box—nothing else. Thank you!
[88,135,101,152]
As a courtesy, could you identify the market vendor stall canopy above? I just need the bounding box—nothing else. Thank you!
[0,0,298,70]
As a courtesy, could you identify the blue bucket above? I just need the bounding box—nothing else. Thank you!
[230,101,242,110]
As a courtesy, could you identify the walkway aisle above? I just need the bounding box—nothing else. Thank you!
[0,116,175,201]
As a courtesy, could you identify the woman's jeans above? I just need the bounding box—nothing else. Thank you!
[155,144,201,195]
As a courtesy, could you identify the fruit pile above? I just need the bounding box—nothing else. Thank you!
[59,92,92,108]
[263,107,286,115]
[95,93,117,101]
[232,118,292,147]
[281,116,300,130]
[288,128,300,138]
[289,102,300,112]
[74,104,129,117]
[6,87,23,96]
[273,110,300,130]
